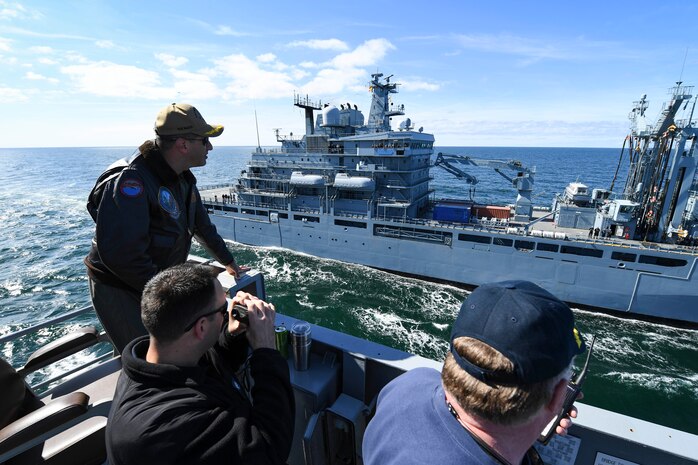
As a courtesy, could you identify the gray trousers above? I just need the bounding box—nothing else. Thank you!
[88,277,146,353]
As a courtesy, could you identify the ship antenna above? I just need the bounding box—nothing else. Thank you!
[678,47,689,83]
[254,105,262,153]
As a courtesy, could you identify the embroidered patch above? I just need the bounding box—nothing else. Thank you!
[119,178,144,197]
[158,187,180,219]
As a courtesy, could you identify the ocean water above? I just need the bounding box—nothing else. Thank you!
[0,146,696,435]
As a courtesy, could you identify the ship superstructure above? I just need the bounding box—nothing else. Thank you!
[202,74,698,326]
[620,83,698,242]
[238,73,434,222]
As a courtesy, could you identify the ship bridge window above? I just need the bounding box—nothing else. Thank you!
[536,242,559,252]
[611,251,636,262]
[561,245,603,258]
[638,255,687,267]
[458,233,491,244]
[241,208,255,215]
[255,210,268,217]
[514,240,536,251]
[335,219,367,229]
[278,212,288,219]
[223,206,238,212]
[493,237,513,247]
[294,214,320,223]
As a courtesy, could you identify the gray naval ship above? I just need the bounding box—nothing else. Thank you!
[201,74,698,326]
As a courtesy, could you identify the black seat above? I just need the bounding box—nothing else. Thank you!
[0,326,119,465]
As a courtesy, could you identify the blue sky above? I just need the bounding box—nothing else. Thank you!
[1,0,697,148]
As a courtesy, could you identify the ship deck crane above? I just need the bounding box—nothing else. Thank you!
[434,152,535,221]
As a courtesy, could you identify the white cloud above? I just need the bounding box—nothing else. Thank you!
[400,79,439,92]
[452,33,637,66]
[301,39,395,95]
[168,68,221,100]
[256,53,276,63]
[25,71,59,83]
[0,54,17,64]
[0,36,11,52]
[29,45,52,54]
[214,53,296,100]
[0,86,27,102]
[213,25,248,37]
[0,1,25,20]
[61,61,172,99]
[37,57,58,65]
[155,53,188,68]
[288,39,349,51]
[454,33,565,62]
[301,67,367,95]
[328,38,394,68]
[64,52,89,63]
[95,40,115,49]
[212,39,396,101]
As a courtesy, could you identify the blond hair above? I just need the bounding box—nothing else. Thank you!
[442,337,570,425]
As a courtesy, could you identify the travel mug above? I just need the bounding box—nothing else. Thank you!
[290,321,312,371]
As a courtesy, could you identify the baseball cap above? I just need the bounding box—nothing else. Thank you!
[449,280,586,385]
[154,103,224,138]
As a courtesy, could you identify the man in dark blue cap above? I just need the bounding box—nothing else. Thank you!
[363,280,587,465]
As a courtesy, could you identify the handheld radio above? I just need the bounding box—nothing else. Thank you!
[538,335,596,445]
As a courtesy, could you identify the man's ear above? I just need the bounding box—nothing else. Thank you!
[191,317,209,341]
[547,378,569,414]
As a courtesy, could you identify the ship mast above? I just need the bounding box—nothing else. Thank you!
[367,73,404,132]
[294,93,322,136]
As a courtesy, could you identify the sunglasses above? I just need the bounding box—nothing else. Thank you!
[187,137,210,146]
[183,300,228,332]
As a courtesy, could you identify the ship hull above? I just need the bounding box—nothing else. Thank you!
[209,210,698,326]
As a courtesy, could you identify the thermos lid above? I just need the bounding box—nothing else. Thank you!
[291,321,311,341]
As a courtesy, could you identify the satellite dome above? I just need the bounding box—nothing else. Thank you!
[322,105,340,126]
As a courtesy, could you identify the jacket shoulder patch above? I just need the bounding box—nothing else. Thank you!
[119,178,144,197]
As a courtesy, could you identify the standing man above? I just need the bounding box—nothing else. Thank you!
[363,280,586,465]
[106,263,294,465]
[85,103,249,352]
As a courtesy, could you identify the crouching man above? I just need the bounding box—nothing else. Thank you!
[363,280,586,465]
[106,263,294,465]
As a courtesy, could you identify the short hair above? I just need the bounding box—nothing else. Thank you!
[442,337,572,426]
[141,264,220,342]
[152,136,177,152]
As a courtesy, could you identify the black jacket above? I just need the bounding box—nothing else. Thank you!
[85,141,234,292]
[106,332,295,465]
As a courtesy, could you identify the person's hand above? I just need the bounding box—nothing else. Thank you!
[555,392,583,436]
[230,291,275,350]
[226,261,250,279]
[554,405,577,435]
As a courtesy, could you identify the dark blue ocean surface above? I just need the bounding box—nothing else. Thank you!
[0,146,695,434]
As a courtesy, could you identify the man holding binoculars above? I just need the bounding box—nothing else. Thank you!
[106,263,294,465]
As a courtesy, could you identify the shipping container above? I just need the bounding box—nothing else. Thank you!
[434,203,471,223]
[472,205,511,219]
